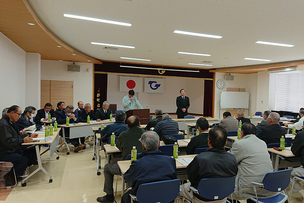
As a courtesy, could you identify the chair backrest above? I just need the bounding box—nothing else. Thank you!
[193,147,210,154]
[255,112,262,116]
[115,110,123,114]
[184,116,195,119]
[262,169,292,192]
[285,137,292,147]
[256,130,261,134]
[125,153,142,160]
[227,131,237,137]
[169,134,184,140]
[159,145,173,156]
[136,179,180,203]
[267,143,280,148]
[283,115,294,119]
[211,123,220,128]
[197,176,236,200]
[279,121,283,126]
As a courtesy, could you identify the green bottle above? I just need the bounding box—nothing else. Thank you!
[87,115,90,123]
[110,132,115,146]
[131,146,137,163]
[237,120,242,139]
[250,113,253,118]
[110,113,113,121]
[280,136,285,150]
[45,127,49,137]
[48,113,51,121]
[49,124,54,135]
[292,126,296,135]
[54,121,58,131]
[173,142,178,158]
[66,116,69,126]
[196,129,199,136]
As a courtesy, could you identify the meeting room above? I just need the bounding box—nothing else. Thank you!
[1,1,304,203]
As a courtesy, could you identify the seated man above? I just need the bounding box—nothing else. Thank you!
[97,116,146,203]
[0,105,38,186]
[121,131,177,203]
[56,101,65,112]
[230,123,278,200]
[15,106,36,131]
[34,103,56,129]
[289,107,304,123]
[78,103,99,122]
[236,109,251,124]
[2,107,9,118]
[256,110,270,130]
[154,114,179,140]
[95,101,112,120]
[73,101,83,118]
[98,112,128,143]
[186,117,209,154]
[180,126,238,202]
[145,108,163,130]
[219,111,238,132]
[286,110,304,131]
[257,112,286,144]
[56,105,83,153]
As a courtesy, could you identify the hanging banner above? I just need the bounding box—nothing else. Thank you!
[119,76,143,92]
[144,78,165,93]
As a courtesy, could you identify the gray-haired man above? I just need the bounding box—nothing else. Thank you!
[145,108,163,130]
[96,101,112,120]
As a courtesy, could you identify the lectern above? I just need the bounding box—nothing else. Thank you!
[126,109,150,125]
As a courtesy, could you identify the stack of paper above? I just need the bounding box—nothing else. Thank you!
[176,158,194,166]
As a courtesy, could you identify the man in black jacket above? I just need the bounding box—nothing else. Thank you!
[0,105,38,186]
[73,101,83,118]
[78,103,99,122]
[181,126,238,202]
[145,108,163,130]
[95,101,112,121]
[15,106,36,131]
[56,101,65,113]
[237,109,251,124]
[154,114,179,140]
[186,117,209,154]
[176,89,190,119]
[257,112,286,144]
[34,103,56,129]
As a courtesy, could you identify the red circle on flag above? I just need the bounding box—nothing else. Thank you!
[126,80,136,89]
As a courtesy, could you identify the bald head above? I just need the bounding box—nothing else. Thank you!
[268,112,280,125]
[126,115,139,128]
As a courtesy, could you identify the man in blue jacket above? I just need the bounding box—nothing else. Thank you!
[98,112,128,144]
[15,106,36,131]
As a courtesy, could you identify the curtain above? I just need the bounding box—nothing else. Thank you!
[203,80,213,117]
[94,73,107,111]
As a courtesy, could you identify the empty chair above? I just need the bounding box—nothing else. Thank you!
[184,116,195,119]
[227,131,237,137]
[169,134,185,140]
[188,176,236,202]
[250,169,292,203]
[193,147,210,154]
[159,145,174,156]
[255,112,263,117]
[130,179,180,203]
[283,115,294,119]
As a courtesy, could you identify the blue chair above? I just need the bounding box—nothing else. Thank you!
[285,137,292,147]
[255,112,263,117]
[130,179,180,203]
[211,123,220,128]
[291,176,304,200]
[193,147,210,154]
[149,115,152,121]
[257,130,261,134]
[115,110,123,114]
[283,115,294,119]
[250,169,292,203]
[267,143,280,148]
[227,131,237,137]
[169,134,184,140]
[184,116,195,119]
[189,176,236,202]
[125,153,142,160]
[279,121,283,126]
[159,145,173,156]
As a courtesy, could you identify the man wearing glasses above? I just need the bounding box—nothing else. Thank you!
[0,105,38,186]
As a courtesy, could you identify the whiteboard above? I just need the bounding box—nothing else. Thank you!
[220,92,249,109]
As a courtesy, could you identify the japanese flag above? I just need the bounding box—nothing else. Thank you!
[119,76,143,92]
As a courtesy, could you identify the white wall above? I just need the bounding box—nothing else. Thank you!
[256,71,270,112]
[0,32,26,111]
[26,53,41,109]
[107,74,205,114]
[41,60,93,108]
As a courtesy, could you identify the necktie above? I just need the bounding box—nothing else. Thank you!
[183,97,185,105]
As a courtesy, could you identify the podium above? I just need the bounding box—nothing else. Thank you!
[126,109,150,125]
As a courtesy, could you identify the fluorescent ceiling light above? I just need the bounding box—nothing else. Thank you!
[268,67,297,73]
[91,42,135,49]
[255,41,294,47]
[173,30,222,39]
[63,14,131,27]
[188,63,213,66]
[120,65,199,73]
[120,57,151,62]
[244,57,271,62]
[57,46,61,48]
[178,52,211,56]
[28,23,35,25]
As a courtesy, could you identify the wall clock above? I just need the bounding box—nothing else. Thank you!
[216,79,225,90]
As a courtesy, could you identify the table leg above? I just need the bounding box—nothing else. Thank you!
[274,154,279,171]
[186,126,190,139]
[92,133,97,160]
[57,128,70,155]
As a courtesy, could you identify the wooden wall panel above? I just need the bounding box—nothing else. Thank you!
[41,80,51,108]
[50,81,73,109]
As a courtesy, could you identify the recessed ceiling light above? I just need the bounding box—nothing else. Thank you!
[91,42,135,49]
[255,41,294,47]
[178,52,211,56]
[173,30,222,39]
[59,60,63,61]
[64,14,131,27]
[244,57,271,62]
[72,54,76,55]
[188,63,213,66]
[28,23,35,26]
[120,57,151,62]
[88,60,91,62]
[57,46,61,48]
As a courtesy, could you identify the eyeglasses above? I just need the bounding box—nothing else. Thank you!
[15,112,21,117]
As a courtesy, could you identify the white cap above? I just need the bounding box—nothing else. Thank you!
[112,132,114,134]
[133,146,136,149]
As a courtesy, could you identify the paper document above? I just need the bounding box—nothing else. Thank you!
[176,158,194,166]
[285,147,291,150]
[24,125,36,134]
[183,139,190,143]
[115,146,120,151]
[32,137,45,142]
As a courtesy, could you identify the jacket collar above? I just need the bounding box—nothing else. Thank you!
[207,148,226,153]
[138,150,164,158]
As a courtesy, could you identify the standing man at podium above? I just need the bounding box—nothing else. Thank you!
[122,90,143,112]
[176,89,190,118]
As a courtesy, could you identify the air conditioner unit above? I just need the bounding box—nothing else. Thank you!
[224,73,234,81]
[68,63,80,72]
